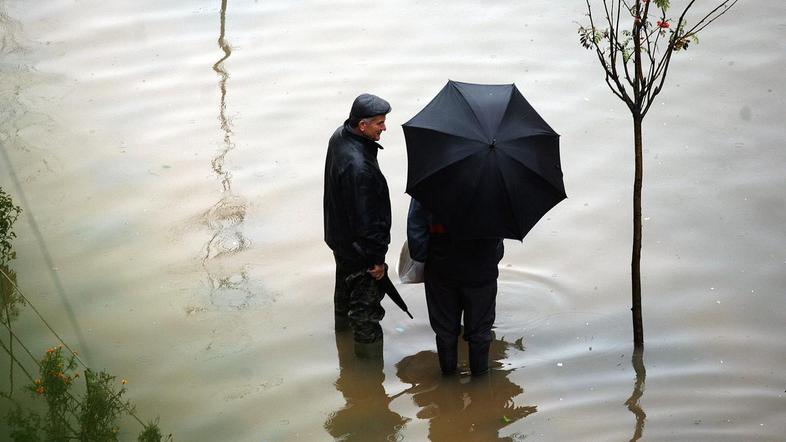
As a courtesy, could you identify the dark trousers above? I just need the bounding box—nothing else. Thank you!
[424,272,497,375]
[334,253,385,344]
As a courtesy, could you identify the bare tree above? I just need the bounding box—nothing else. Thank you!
[578,0,737,349]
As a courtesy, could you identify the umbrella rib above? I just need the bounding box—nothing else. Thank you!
[495,147,564,194]
[491,152,524,239]
[495,134,559,174]
[452,81,516,139]
[405,125,490,190]
[497,132,559,144]
[403,125,487,145]
[452,83,491,143]
[407,147,486,191]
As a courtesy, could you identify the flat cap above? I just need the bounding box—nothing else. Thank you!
[349,93,391,119]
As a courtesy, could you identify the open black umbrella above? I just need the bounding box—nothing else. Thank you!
[403,80,566,240]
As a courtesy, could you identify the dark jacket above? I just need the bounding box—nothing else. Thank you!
[407,199,503,283]
[324,123,391,268]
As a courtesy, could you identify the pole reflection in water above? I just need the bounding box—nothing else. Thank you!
[395,336,536,441]
[325,331,408,441]
[625,348,647,442]
[211,0,233,193]
[202,0,253,310]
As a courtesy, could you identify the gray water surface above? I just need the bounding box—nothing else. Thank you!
[1,1,785,440]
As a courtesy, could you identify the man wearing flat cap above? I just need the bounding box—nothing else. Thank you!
[324,93,392,357]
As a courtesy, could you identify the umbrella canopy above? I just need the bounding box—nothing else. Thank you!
[403,80,566,240]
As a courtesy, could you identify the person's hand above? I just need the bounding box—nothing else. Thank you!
[367,264,385,280]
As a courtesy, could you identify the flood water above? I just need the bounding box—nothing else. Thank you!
[2,1,785,440]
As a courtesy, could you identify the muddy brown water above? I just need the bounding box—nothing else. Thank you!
[1,1,785,440]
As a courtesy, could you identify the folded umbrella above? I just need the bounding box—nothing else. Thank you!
[378,268,414,319]
[347,243,413,319]
[345,267,413,319]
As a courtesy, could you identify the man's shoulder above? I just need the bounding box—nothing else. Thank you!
[329,128,365,159]
[329,125,345,141]
[327,151,364,181]
[330,127,360,151]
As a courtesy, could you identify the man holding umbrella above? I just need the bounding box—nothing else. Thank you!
[403,80,566,376]
[324,93,392,358]
[408,199,504,375]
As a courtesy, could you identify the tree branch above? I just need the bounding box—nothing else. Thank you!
[642,45,673,116]
[641,9,667,111]
[683,0,738,38]
[676,0,698,33]
[636,0,653,94]
[605,0,636,89]
[587,0,635,107]
[647,1,693,96]
[643,0,737,115]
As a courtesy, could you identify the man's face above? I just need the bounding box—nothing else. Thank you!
[358,115,387,141]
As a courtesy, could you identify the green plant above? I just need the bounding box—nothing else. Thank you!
[0,187,24,394]
[5,406,42,442]
[3,346,170,441]
[0,186,22,267]
[34,346,78,440]
[138,418,173,442]
[80,370,133,441]
[0,264,23,324]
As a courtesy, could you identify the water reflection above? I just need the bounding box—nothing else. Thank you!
[1,2,24,54]
[202,0,252,310]
[1,150,91,363]
[324,331,407,441]
[624,349,647,441]
[211,0,234,193]
[395,337,536,441]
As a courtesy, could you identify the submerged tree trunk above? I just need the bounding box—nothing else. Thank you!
[632,115,644,349]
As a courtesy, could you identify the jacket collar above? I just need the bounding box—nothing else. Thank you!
[343,121,384,151]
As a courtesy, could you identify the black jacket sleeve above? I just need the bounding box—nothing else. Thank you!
[341,165,390,267]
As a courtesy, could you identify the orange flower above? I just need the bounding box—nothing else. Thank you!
[35,386,45,395]
[121,379,128,385]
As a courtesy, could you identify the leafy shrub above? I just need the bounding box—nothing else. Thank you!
[3,346,170,441]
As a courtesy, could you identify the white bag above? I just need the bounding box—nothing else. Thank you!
[397,240,425,284]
